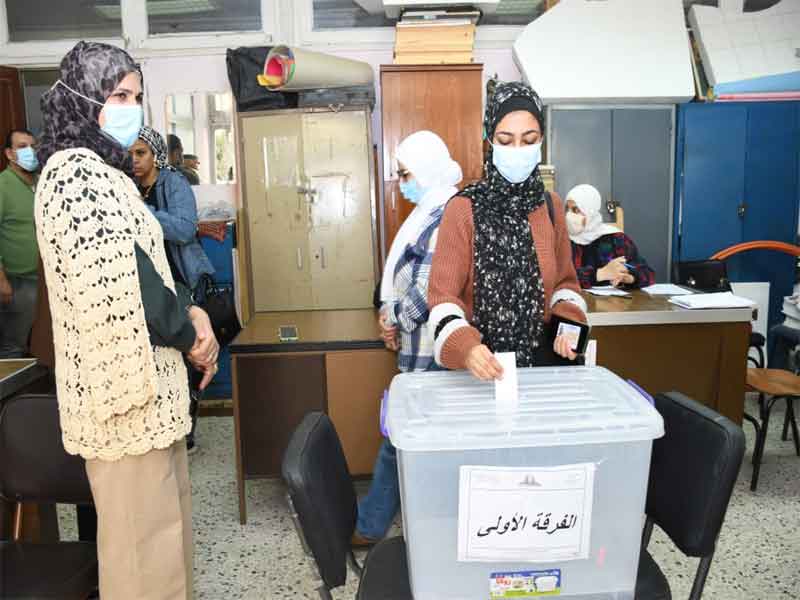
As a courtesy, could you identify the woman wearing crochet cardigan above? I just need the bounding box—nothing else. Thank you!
[34,41,218,600]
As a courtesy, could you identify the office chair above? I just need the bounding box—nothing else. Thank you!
[0,394,98,599]
[282,412,411,600]
[672,260,765,367]
[635,392,745,600]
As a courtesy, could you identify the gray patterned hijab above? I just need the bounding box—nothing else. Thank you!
[460,81,548,367]
[138,126,173,170]
[37,41,141,175]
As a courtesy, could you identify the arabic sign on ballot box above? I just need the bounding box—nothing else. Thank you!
[458,464,595,562]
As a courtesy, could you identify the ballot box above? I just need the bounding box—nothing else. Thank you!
[386,366,664,600]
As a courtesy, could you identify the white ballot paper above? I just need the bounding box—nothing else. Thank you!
[494,352,519,414]
[458,464,596,563]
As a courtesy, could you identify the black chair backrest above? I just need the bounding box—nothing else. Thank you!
[672,260,732,293]
[0,394,92,505]
[648,392,745,557]
[282,412,357,591]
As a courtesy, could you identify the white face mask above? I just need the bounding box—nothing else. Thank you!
[566,211,585,236]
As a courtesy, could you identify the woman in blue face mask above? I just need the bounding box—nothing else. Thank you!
[355,130,462,546]
[34,41,219,599]
[427,81,588,381]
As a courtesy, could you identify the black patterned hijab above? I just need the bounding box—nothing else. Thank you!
[138,126,174,171]
[37,41,141,176]
[460,81,547,367]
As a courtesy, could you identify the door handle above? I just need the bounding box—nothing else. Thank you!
[296,248,303,270]
[320,246,327,269]
[738,203,746,219]
[391,187,396,210]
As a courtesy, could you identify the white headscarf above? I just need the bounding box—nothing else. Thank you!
[380,131,463,304]
[566,184,620,246]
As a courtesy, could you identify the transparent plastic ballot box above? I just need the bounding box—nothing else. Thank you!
[386,366,664,600]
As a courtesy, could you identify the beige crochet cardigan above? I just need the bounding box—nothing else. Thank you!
[35,149,191,461]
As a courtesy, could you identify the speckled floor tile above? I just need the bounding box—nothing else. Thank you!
[57,394,799,599]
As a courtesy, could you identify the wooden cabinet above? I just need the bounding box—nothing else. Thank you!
[380,64,484,255]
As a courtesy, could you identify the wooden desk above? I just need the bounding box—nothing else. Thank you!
[0,359,58,542]
[230,309,397,524]
[585,291,751,424]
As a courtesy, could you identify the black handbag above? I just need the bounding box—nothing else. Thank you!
[672,260,732,292]
[196,275,241,347]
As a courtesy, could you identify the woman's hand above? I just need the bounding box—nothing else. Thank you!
[186,306,220,390]
[187,306,219,362]
[465,344,504,381]
[378,311,399,352]
[597,256,628,287]
[553,335,577,361]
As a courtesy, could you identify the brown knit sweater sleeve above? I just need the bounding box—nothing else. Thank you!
[427,196,482,370]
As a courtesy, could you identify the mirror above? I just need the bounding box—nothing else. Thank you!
[164,92,237,186]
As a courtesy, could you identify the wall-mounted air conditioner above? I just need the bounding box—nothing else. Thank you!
[352,0,500,19]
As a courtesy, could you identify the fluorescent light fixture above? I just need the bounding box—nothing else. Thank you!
[495,0,542,15]
[94,0,217,20]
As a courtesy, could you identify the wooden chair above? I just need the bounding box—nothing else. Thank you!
[745,367,800,491]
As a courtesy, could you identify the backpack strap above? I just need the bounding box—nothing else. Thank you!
[544,191,554,226]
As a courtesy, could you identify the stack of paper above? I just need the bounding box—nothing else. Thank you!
[641,284,694,296]
[585,287,631,298]
[394,10,479,65]
[668,292,755,310]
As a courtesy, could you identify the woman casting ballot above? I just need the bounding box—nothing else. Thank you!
[427,81,587,381]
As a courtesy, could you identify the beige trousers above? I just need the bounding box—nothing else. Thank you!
[85,441,193,600]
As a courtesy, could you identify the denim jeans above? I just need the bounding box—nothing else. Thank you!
[0,275,37,358]
[356,362,443,540]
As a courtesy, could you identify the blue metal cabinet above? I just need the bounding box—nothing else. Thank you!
[674,102,800,327]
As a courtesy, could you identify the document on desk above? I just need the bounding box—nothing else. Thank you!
[585,287,631,297]
[494,352,519,414]
[457,464,596,562]
[668,292,756,310]
[642,284,695,296]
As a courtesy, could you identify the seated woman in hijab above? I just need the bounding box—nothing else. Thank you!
[355,130,462,545]
[428,81,586,381]
[565,184,655,289]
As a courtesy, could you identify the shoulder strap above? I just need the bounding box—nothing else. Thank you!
[545,191,554,226]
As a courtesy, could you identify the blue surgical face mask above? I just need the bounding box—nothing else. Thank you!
[14,146,39,172]
[400,179,425,204]
[101,104,144,149]
[53,79,143,149]
[492,142,542,184]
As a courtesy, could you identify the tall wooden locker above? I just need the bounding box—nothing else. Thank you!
[674,101,800,327]
[238,107,378,313]
[380,64,484,257]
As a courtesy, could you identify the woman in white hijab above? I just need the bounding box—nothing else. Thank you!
[377,130,462,359]
[565,184,655,289]
[356,131,461,546]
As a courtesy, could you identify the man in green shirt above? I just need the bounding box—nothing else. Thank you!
[0,129,39,358]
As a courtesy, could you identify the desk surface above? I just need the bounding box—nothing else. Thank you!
[231,309,383,354]
[232,296,753,352]
[0,359,43,401]
[584,291,753,327]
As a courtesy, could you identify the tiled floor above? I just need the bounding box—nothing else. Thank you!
[59,396,800,599]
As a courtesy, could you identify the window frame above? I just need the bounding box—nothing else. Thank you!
[296,0,529,50]
[0,0,277,66]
